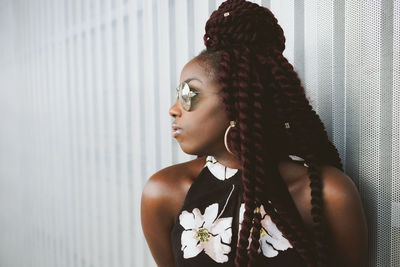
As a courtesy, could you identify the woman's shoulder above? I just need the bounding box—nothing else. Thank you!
[284,163,367,265]
[143,155,207,193]
[318,165,366,226]
[140,156,207,267]
[318,165,368,266]
[287,163,363,230]
[141,156,207,220]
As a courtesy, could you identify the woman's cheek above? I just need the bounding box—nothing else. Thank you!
[189,97,200,111]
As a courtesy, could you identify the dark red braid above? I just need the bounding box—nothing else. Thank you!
[199,47,317,266]
[196,1,343,266]
[235,46,265,266]
[268,48,343,170]
[265,48,343,266]
[233,46,257,266]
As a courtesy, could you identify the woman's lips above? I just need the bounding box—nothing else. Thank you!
[172,125,182,137]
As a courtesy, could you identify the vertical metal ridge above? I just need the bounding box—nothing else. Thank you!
[64,0,76,265]
[293,0,305,81]
[378,0,394,266]
[392,1,400,266]
[173,0,191,164]
[359,1,382,265]
[169,0,178,164]
[344,0,361,184]
[128,0,145,265]
[114,0,130,267]
[187,0,195,59]
[103,0,117,265]
[152,0,162,172]
[303,0,319,111]
[84,0,96,265]
[157,0,173,169]
[74,0,87,264]
[59,1,69,265]
[332,0,346,164]
[141,0,157,264]
[317,0,334,139]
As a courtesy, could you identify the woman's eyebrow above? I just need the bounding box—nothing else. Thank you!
[184,77,203,84]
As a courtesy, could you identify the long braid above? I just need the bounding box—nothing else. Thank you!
[234,47,265,267]
[264,50,337,266]
[262,44,347,266]
[264,77,319,265]
[204,47,266,266]
[198,1,344,266]
[251,48,318,266]
[259,53,326,266]
[236,88,257,266]
[201,46,317,267]
[205,2,319,265]
[245,49,296,266]
[200,46,258,265]
[232,46,258,266]
[268,48,343,170]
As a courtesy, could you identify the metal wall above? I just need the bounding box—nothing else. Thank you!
[0,0,398,266]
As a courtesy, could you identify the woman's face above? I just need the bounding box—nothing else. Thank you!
[169,58,229,156]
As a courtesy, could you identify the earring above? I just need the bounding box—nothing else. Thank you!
[224,120,236,155]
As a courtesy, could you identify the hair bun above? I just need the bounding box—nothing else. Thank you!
[204,0,285,52]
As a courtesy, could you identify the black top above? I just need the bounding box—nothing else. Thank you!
[170,155,308,267]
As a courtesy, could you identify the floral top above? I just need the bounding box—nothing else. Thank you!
[170,155,308,266]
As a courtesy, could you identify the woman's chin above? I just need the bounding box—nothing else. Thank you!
[179,146,195,155]
[178,142,201,156]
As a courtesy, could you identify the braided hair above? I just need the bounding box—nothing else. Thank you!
[195,0,344,266]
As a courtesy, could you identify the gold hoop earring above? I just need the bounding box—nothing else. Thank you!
[224,120,236,155]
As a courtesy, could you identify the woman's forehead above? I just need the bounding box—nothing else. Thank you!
[180,59,216,86]
[181,60,206,79]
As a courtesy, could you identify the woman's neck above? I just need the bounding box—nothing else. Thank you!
[212,152,242,170]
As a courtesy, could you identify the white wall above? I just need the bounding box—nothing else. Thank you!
[0,0,398,266]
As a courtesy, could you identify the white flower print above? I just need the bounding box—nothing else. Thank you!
[237,202,252,250]
[179,203,233,263]
[237,202,293,257]
[258,204,293,257]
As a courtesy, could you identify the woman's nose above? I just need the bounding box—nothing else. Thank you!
[169,99,181,118]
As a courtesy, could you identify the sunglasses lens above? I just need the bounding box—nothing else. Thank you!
[178,82,191,111]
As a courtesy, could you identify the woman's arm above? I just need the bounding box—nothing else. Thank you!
[321,166,368,267]
[141,172,176,267]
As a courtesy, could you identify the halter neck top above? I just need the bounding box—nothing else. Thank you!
[170,155,308,266]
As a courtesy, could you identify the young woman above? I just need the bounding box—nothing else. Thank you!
[141,0,368,266]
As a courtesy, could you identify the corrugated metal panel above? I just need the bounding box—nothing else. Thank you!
[393,2,400,265]
[0,0,398,266]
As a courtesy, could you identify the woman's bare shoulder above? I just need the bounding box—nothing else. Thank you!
[287,163,367,266]
[140,157,205,266]
[320,165,368,266]
[140,156,207,266]
[141,156,207,220]
[143,156,207,195]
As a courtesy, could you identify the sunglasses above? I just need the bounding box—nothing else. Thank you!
[175,82,199,111]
